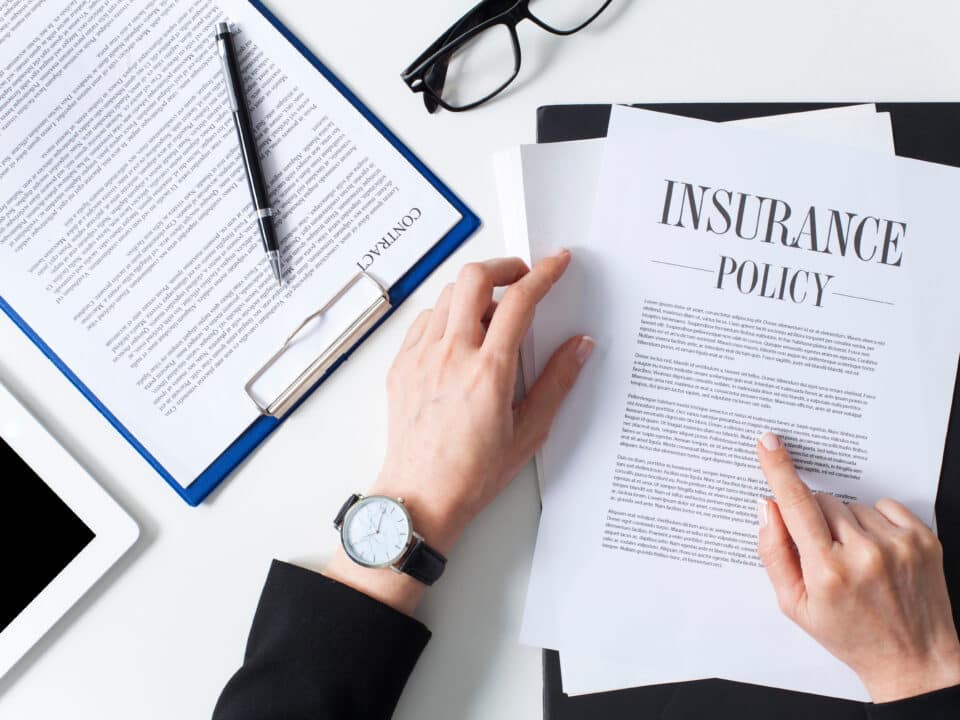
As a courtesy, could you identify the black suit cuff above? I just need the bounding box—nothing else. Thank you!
[214,560,431,720]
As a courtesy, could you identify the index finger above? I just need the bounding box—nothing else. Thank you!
[757,432,833,555]
[484,249,571,355]
[446,257,530,344]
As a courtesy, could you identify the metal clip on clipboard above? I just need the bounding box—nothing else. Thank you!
[245,272,391,419]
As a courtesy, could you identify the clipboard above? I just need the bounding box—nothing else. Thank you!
[0,1,479,507]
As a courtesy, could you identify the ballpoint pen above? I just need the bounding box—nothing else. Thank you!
[214,22,283,287]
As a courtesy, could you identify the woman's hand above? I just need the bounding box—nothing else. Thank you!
[756,431,960,702]
[326,252,592,613]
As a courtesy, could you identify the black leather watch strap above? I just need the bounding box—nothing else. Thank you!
[397,537,447,586]
[333,493,361,530]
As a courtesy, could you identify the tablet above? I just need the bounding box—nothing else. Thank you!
[0,382,138,679]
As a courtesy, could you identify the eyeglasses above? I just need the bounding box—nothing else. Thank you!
[401,0,613,113]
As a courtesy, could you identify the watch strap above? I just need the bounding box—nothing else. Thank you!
[397,536,447,586]
[333,493,361,530]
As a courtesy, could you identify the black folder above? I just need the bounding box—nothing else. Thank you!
[536,103,960,720]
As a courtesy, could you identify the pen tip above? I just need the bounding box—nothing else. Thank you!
[267,252,283,289]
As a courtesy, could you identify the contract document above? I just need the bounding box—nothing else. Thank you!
[0,0,460,485]
[521,107,960,699]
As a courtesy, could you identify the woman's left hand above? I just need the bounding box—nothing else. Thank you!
[327,252,592,613]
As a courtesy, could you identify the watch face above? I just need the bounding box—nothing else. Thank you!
[341,496,412,568]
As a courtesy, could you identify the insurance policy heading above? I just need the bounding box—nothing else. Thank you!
[657,180,905,308]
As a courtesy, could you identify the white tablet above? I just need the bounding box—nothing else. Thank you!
[0,382,138,679]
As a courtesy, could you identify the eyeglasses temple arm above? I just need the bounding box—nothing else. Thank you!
[402,0,506,84]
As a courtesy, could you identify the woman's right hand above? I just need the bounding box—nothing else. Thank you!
[756,431,960,703]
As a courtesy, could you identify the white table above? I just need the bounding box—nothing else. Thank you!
[1,1,958,717]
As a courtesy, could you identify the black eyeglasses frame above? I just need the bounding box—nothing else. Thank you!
[401,0,612,113]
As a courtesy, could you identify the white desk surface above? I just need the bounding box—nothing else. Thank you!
[1,1,959,717]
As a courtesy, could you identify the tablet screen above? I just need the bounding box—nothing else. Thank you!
[1,436,95,632]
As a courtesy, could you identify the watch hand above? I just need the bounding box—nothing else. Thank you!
[376,507,387,533]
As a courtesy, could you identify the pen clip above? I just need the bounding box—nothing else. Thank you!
[244,272,391,419]
[213,21,240,37]
[215,22,241,112]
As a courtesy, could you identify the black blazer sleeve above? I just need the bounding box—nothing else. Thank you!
[213,560,431,720]
[866,685,960,720]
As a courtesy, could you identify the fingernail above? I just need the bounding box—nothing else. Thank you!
[575,336,595,366]
[757,499,769,529]
[554,247,571,260]
[759,431,782,451]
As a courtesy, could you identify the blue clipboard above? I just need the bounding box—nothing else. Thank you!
[0,1,479,506]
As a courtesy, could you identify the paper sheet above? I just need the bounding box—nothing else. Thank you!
[495,105,895,497]
[496,105,895,689]
[0,0,460,484]
[519,107,960,699]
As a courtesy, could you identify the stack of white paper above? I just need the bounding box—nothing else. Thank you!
[494,105,960,699]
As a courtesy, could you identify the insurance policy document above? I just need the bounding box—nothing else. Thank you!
[494,105,894,496]
[0,1,460,485]
[522,107,960,699]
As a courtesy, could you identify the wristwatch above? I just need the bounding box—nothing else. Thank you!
[333,493,447,585]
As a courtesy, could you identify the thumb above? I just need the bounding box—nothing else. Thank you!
[514,335,594,455]
[758,497,809,625]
